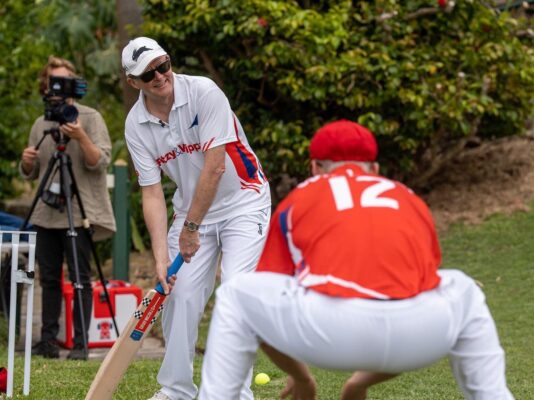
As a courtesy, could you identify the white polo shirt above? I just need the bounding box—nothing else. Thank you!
[125,73,271,224]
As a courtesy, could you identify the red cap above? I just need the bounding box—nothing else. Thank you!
[309,120,378,162]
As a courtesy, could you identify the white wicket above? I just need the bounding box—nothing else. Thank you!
[0,230,36,397]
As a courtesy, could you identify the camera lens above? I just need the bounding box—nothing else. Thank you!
[58,104,79,123]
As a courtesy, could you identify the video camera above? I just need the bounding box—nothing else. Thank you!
[43,76,87,125]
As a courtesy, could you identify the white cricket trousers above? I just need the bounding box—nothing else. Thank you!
[199,269,514,400]
[157,208,270,400]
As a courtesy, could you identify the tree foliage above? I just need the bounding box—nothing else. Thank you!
[143,0,533,194]
[0,0,124,200]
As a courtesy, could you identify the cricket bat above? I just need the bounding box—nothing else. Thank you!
[85,253,184,400]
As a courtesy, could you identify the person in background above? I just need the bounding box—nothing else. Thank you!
[198,120,514,400]
[121,37,271,400]
[20,56,115,361]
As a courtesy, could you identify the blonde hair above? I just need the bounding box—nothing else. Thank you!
[38,56,77,96]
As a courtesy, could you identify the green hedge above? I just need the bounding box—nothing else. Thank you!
[143,0,534,195]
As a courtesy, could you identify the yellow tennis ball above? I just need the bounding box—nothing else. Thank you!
[254,372,270,385]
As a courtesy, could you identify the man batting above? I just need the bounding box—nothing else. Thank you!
[198,120,514,399]
[121,37,271,400]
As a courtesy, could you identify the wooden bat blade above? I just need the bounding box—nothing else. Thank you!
[85,254,183,400]
[85,289,164,400]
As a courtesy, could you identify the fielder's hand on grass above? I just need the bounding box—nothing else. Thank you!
[280,375,317,400]
[340,371,398,400]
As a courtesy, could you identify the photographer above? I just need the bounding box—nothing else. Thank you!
[19,56,115,360]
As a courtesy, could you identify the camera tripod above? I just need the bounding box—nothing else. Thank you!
[21,128,119,356]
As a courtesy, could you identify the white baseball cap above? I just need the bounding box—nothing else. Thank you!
[121,37,168,76]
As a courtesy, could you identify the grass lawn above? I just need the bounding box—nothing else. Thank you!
[1,207,533,399]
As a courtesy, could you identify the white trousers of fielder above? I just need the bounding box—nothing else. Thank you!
[157,207,270,400]
[199,269,514,400]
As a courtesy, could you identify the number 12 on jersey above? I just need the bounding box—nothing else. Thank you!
[328,175,399,211]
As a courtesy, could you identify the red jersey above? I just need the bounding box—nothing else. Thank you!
[256,165,441,299]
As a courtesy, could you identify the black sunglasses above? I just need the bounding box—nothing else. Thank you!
[134,59,171,83]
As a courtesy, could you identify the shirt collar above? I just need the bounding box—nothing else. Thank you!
[332,163,369,176]
[136,93,151,124]
[172,73,188,108]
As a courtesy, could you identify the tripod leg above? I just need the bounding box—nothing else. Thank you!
[21,155,60,230]
[65,228,93,348]
[72,287,92,350]
[66,160,120,337]
[58,153,89,356]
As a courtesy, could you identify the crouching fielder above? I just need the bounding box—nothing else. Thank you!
[199,120,514,400]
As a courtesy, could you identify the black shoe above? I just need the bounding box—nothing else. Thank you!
[32,340,60,359]
[67,344,88,361]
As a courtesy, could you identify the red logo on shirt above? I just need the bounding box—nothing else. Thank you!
[178,143,202,154]
[178,138,215,154]
[155,150,178,166]
[155,138,216,166]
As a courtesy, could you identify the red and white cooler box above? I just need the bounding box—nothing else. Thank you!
[58,279,143,348]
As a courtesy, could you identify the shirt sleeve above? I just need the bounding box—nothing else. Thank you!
[256,198,296,275]
[125,119,161,187]
[196,81,238,150]
[82,108,112,171]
